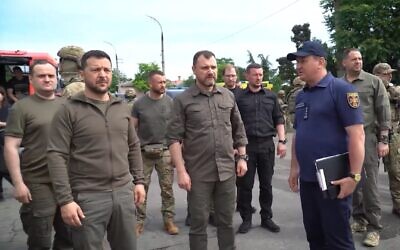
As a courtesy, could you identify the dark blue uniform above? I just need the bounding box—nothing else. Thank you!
[294,73,363,250]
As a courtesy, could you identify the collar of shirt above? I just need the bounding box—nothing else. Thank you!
[303,73,333,91]
[343,70,367,83]
[243,86,269,95]
[189,83,222,97]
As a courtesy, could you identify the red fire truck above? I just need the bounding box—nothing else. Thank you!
[0,50,58,95]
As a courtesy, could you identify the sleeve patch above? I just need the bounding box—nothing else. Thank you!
[347,92,360,108]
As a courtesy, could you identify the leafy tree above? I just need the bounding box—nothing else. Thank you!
[132,63,160,92]
[110,69,129,93]
[246,51,274,81]
[320,0,400,72]
[276,57,296,84]
[182,75,195,87]
[291,23,311,49]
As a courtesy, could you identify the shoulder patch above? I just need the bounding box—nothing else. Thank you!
[347,92,360,108]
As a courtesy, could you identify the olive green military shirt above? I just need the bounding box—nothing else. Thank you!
[167,84,248,182]
[386,83,400,126]
[5,94,65,184]
[344,70,391,131]
[132,94,173,147]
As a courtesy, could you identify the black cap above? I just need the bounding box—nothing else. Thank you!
[286,41,327,61]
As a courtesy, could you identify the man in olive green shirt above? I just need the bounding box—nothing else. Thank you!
[342,48,391,247]
[167,50,248,250]
[132,70,178,236]
[47,50,145,250]
[4,60,72,249]
[373,62,400,218]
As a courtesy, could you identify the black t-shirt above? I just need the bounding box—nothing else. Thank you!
[6,76,29,98]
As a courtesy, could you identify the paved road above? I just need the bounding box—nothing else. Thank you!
[1,133,399,249]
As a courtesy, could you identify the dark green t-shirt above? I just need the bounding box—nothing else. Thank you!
[86,97,110,115]
[5,94,65,184]
[132,94,173,147]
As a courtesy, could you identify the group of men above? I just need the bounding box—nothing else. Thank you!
[287,41,400,249]
[2,41,399,250]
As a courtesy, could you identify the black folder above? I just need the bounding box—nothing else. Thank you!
[315,152,349,199]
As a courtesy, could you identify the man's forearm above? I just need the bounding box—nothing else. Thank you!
[290,134,299,171]
[346,125,365,174]
[237,146,246,156]
[169,142,186,173]
[4,143,23,186]
[276,124,286,140]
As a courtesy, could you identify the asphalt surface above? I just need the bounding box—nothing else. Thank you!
[0,133,399,250]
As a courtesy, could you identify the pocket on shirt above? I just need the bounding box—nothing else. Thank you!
[218,103,233,124]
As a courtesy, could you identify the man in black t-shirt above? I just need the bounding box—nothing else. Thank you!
[6,66,29,104]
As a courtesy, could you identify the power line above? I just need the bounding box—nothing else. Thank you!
[209,0,301,44]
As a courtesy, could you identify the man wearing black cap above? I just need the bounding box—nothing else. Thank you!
[287,41,365,250]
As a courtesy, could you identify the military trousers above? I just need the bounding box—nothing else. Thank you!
[136,150,175,223]
[352,132,383,231]
[71,183,137,250]
[383,132,400,209]
[20,183,72,250]
[188,175,236,250]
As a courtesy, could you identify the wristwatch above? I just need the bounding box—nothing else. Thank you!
[237,154,249,162]
[278,138,287,145]
[349,173,362,183]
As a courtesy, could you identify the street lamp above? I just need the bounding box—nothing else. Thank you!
[147,15,165,74]
[104,41,119,72]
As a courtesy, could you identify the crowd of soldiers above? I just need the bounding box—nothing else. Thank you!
[0,43,399,250]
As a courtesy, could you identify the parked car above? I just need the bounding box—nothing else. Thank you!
[166,87,187,99]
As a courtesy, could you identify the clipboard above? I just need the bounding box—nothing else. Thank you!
[315,152,349,199]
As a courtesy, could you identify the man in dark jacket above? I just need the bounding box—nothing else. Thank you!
[47,50,145,250]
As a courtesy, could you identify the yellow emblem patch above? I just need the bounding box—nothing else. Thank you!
[347,92,360,108]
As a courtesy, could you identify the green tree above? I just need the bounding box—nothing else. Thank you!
[132,63,160,92]
[246,51,274,81]
[320,0,400,72]
[110,69,129,93]
[276,57,296,84]
[291,23,311,49]
[182,75,195,87]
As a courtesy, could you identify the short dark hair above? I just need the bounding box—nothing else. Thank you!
[246,63,262,73]
[148,70,164,82]
[193,50,215,66]
[29,60,56,75]
[12,66,22,72]
[342,48,360,60]
[81,50,112,69]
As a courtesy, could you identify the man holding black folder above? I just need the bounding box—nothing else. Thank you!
[287,41,365,250]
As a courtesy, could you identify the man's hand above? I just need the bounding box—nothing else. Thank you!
[331,177,357,199]
[288,167,299,192]
[60,202,85,227]
[177,170,191,191]
[236,159,247,177]
[377,142,389,158]
[134,184,146,205]
[277,143,287,158]
[14,182,32,204]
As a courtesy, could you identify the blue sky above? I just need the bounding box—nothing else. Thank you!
[0,0,330,80]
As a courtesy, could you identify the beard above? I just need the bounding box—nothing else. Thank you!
[152,87,165,95]
[86,81,109,94]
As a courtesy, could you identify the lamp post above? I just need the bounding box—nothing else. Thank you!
[104,41,119,72]
[147,15,165,74]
